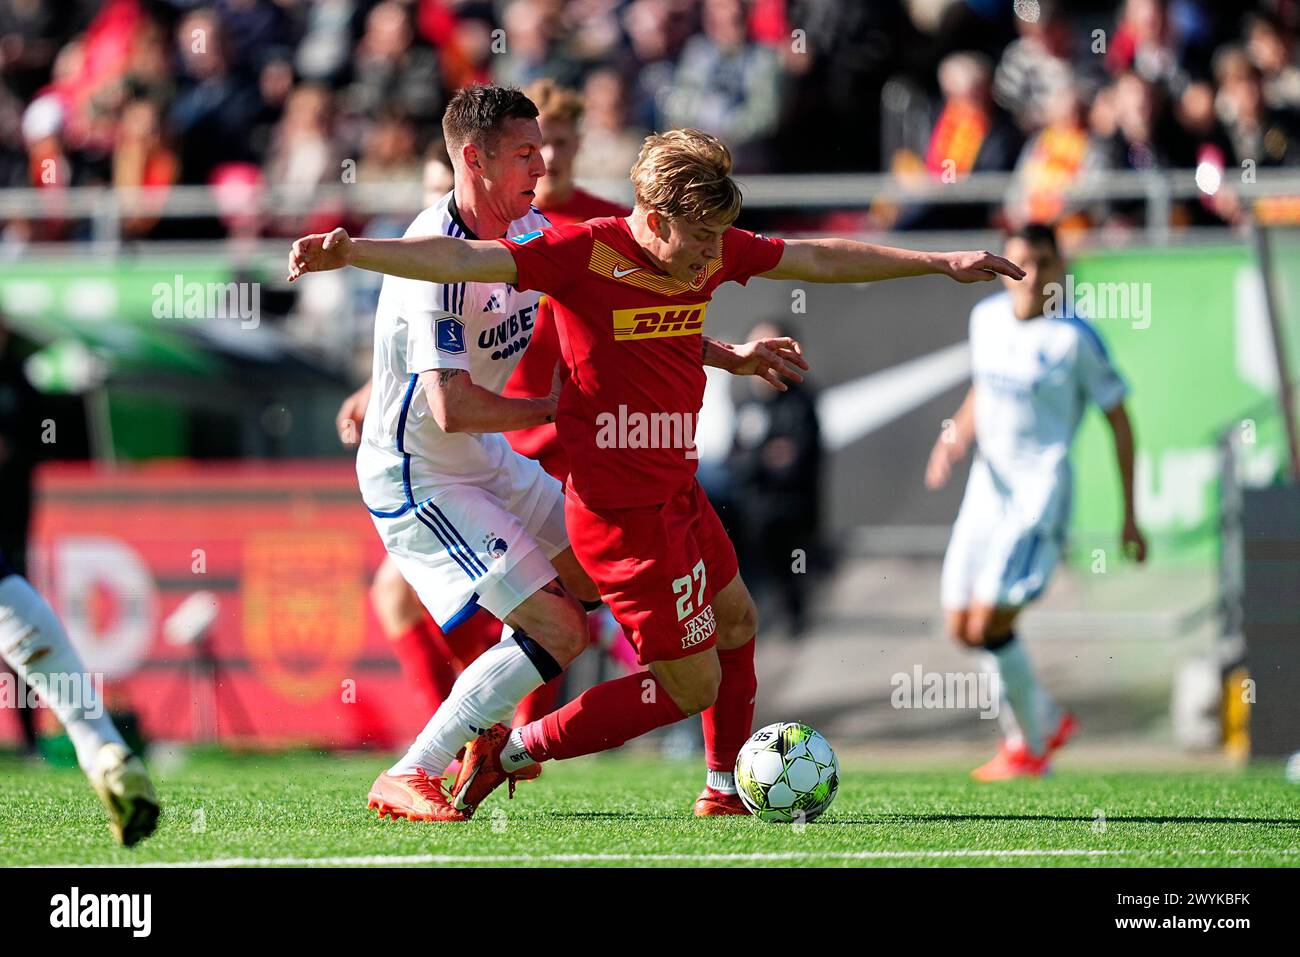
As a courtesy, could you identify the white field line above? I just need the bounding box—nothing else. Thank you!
[31,847,1300,868]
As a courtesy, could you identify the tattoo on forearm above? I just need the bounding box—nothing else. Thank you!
[436,369,465,385]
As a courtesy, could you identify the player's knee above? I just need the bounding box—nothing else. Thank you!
[370,563,423,634]
[960,615,990,648]
[717,597,758,650]
[676,671,721,716]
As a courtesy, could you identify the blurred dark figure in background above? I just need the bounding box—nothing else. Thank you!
[726,320,823,640]
[0,311,40,754]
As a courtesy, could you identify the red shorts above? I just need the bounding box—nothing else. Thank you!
[565,479,739,665]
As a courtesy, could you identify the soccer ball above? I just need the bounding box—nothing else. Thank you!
[734,722,839,823]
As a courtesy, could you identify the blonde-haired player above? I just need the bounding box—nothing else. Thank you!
[290,126,1024,817]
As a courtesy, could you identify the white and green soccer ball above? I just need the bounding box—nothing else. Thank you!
[735,722,839,823]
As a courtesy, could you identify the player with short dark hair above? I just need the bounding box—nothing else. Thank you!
[925,223,1147,780]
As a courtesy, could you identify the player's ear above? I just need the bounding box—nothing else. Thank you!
[461,141,483,175]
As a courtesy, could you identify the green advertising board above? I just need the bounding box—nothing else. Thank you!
[1068,244,1295,566]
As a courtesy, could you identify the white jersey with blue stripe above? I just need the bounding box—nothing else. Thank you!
[357,191,551,515]
[968,290,1128,526]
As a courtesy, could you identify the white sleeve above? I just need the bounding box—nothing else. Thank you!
[1074,322,1127,412]
[405,277,471,374]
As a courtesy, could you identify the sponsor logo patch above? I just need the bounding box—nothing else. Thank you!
[681,604,716,649]
[611,304,707,341]
[436,316,466,354]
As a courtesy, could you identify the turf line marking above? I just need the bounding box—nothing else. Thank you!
[34,848,1298,868]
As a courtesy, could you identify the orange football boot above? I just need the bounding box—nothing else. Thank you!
[1047,712,1079,753]
[367,768,466,822]
[693,786,750,816]
[970,743,1051,781]
[450,723,541,816]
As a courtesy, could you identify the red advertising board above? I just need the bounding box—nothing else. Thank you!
[11,461,426,750]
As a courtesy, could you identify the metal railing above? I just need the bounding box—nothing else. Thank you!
[3,168,1300,250]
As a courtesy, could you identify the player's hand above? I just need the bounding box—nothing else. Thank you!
[335,380,371,446]
[730,337,810,392]
[548,360,565,405]
[938,250,1026,284]
[924,438,962,490]
[288,227,354,282]
[1121,516,1148,564]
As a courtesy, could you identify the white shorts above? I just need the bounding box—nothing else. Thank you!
[940,458,1064,611]
[370,452,568,629]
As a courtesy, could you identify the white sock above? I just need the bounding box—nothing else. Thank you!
[389,628,556,777]
[982,634,1046,755]
[707,769,736,794]
[0,575,125,773]
[500,727,537,772]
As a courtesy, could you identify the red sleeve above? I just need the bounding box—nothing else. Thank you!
[722,227,786,285]
[496,223,591,297]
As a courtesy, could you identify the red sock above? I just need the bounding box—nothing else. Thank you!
[521,672,685,762]
[702,638,757,771]
[390,617,458,715]
[515,678,560,726]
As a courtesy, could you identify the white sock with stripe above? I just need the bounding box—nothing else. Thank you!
[981,632,1047,755]
[389,626,559,777]
[0,575,125,773]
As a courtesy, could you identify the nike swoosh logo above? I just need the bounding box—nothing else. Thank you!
[612,265,641,278]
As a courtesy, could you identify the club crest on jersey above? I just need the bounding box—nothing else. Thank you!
[481,533,509,560]
[436,316,466,354]
[611,304,707,341]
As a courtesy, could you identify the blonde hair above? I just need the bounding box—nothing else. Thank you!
[630,129,742,225]
[525,78,584,125]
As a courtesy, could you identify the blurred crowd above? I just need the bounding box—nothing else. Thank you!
[1,0,1299,243]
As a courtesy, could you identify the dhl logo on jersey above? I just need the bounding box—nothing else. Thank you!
[611,304,708,341]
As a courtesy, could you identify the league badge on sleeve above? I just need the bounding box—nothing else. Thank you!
[436,316,467,355]
[509,230,543,245]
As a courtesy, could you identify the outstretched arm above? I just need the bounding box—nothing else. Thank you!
[703,335,810,392]
[288,227,518,285]
[924,386,976,490]
[760,238,1025,285]
[1104,401,1147,563]
[424,366,559,435]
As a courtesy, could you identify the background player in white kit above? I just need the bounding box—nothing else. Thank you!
[1,551,160,845]
[925,224,1147,781]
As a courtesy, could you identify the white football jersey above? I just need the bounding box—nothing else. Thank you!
[968,290,1127,526]
[357,192,551,515]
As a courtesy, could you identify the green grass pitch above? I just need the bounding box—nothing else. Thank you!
[1,750,1296,867]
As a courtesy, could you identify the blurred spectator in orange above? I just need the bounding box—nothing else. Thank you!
[660,0,780,171]
[112,97,177,238]
[1004,81,1100,231]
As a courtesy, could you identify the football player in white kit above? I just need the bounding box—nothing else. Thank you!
[925,224,1147,780]
[350,87,602,821]
[0,550,160,845]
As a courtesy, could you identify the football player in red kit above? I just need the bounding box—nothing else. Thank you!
[290,126,1023,817]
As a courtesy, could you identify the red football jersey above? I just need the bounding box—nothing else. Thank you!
[497,216,785,508]
[501,189,630,479]
[540,186,629,226]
